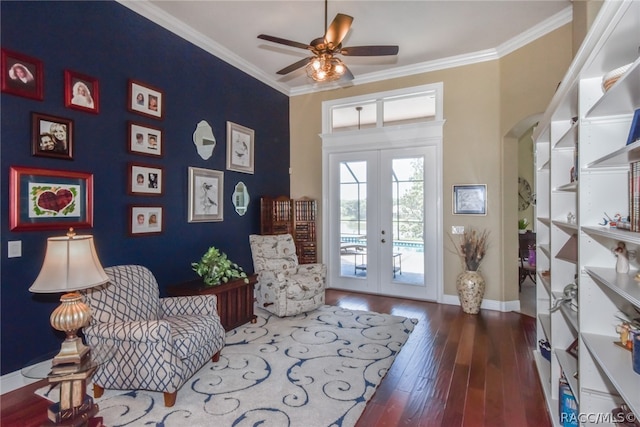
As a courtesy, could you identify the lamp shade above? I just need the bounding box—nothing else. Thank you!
[29,232,109,293]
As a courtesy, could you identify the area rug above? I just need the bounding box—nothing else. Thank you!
[37,305,417,427]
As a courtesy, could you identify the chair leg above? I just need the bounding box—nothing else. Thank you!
[212,350,221,363]
[93,384,104,398]
[164,391,177,407]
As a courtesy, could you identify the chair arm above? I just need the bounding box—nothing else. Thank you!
[84,320,172,343]
[160,294,218,317]
[295,263,327,278]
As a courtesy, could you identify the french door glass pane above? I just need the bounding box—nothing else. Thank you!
[391,157,424,285]
[340,161,367,278]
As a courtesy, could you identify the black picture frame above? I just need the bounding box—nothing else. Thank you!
[32,112,74,160]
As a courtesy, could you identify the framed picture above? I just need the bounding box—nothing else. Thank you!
[64,70,99,114]
[226,121,254,174]
[128,121,163,157]
[32,112,73,160]
[129,205,163,236]
[626,109,640,145]
[453,184,487,215]
[127,79,164,120]
[128,163,163,196]
[188,167,223,222]
[9,166,93,231]
[1,48,43,101]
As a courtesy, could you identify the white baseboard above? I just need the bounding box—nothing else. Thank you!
[441,293,521,313]
[0,358,51,395]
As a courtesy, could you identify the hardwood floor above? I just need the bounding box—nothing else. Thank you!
[0,289,551,427]
[324,289,551,427]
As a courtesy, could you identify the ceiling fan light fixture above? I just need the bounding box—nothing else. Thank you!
[306,55,345,82]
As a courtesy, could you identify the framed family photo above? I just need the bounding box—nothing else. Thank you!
[1,48,43,101]
[188,167,223,223]
[128,121,163,157]
[129,205,163,236]
[453,184,487,215]
[64,70,99,114]
[128,79,164,120]
[32,112,73,160]
[128,163,163,196]
[226,121,254,174]
[9,166,93,231]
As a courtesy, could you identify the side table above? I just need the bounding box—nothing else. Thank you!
[167,274,258,331]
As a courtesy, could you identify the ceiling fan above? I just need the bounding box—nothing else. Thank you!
[257,0,399,83]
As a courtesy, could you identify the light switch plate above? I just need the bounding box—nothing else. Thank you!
[8,241,22,258]
[451,226,464,235]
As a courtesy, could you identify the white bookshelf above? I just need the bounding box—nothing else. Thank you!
[533,1,640,424]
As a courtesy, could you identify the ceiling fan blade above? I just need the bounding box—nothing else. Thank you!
[340,45,399,56]
[276,57,313,75]
[258,34,311,51]
[324,13,353,47]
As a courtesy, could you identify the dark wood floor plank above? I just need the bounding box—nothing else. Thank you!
[1,289,551,427]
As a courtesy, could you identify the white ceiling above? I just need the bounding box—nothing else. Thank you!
[119,0,572,96]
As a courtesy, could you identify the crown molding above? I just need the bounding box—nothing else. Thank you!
[117,1,573,97]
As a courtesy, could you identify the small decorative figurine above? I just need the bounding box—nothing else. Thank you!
[614,241,629,274]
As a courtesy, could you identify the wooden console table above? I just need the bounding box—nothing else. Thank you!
[167,274,258,331]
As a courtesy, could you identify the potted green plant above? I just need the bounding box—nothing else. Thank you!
[191,246,249,286]
[518,218,529,234]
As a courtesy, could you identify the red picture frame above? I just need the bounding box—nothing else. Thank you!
[128,205,163,236]
[1,48,44,101]
[64,70,99,114]
[127,79,164,120]
[32,112,74,160]
[9,166,93,231]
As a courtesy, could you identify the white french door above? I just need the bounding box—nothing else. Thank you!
[326,144,439,301]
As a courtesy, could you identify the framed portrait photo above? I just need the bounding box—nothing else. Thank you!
[1,48,43,101]
[453,184,487,215]
[32,112,73,160]
[128,163,163,196]
[128,79,164,120]
[226,121,254,174]
[9,166,93,231]
[64,70,99,114]
[188,167,223,223]
[129,205,163,236]
[128,121,163,157]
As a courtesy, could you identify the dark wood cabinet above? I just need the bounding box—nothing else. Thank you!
[260,196,317,264]
[167,274,257,331]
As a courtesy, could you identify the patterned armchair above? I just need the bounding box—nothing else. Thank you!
[249,234,326,317]
[81,265,225,407]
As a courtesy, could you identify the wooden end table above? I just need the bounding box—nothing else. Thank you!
[167,274,258,331]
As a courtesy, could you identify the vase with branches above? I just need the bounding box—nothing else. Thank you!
[449,227,489,314]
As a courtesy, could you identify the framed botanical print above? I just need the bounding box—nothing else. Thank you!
[453,184,487,215]
[188,167,223,222]
[32,112,73,160]
[226,121,254,174]
[1,48,43,101]
[9,166,93,231]
[127,79,164,120]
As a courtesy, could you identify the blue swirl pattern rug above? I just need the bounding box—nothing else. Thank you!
[42,305,417,427]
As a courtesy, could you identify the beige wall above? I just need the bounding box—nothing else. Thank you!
[290,23,572,304]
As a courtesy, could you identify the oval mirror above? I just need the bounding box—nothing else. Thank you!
[192,120,216,160]
[232,181,250,216]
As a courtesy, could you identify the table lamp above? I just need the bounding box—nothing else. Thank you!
[29,228,109,367]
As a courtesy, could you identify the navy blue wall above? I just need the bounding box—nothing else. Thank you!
[1,1,290,374]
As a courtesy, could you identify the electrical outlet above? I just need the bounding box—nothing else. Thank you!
[451,226,464,235]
